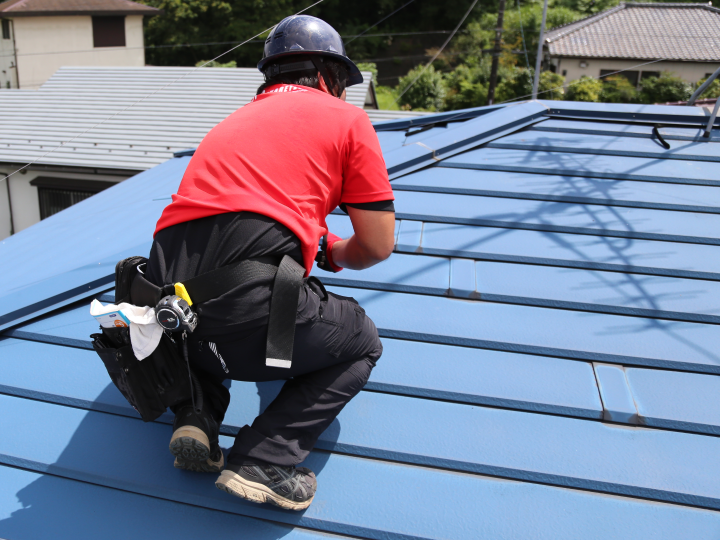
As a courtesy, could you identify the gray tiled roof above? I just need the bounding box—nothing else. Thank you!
[546,3,720,61]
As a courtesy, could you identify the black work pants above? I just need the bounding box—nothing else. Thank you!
[184,277,383,467]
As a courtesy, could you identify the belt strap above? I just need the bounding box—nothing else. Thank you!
[129,254,305,369]
[182,256,279,305]
[265,255,305,369]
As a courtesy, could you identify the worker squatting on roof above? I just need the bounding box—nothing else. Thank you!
[146,15,395,510]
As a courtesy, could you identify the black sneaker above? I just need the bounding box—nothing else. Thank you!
[169,405,224,473]
[215,462,317,511]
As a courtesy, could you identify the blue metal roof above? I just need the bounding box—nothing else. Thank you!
[2,101,720,538]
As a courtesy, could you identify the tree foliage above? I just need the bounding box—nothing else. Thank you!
[694,75,720,100]
[599,74,637,103]
[639,72,692,104]
[565,75,602,102]
[396,65,446,111]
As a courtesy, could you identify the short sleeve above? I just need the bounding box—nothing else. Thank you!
[341,114,394,205]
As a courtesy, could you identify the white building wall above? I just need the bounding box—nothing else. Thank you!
[12,15,145,89]
[0,167,125,239]
[553,57,719,86]
[0,19,19,88]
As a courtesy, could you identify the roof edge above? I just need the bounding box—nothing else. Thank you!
[0,9,160,17]
[545,4,625,43]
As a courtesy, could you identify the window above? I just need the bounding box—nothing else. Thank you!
[640,71,660,82]
[2,19,10,40]
[92,16,126,48]
[600,70,638,86]
[30,177,114,219]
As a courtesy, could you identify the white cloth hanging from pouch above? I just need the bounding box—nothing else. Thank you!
[89,299,163,360]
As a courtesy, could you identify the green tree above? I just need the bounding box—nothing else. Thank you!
[554,0,619,15]
[356,62,378,85]
[694,76,720,100]
[396,65,446,111]
[539,71,565,100]
[566,75,602,102]
[495,67,533,103]
[196,59,237,67]
[443,63,489,110]
[450,5,581,69]
[639,72,692,104]
[600,74,637,103]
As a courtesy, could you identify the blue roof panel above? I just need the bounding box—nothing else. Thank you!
[2,101,720,538]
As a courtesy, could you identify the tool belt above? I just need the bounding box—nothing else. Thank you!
[90,253,305,422]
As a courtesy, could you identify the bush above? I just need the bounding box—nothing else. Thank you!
[495,68,534,103]
[694,76,720,100]
[396,65,447,111]
[566,75,603,102]
[639,72,692,103]
[356,62,378,85]
[195,59,237,68]
[442,62,491,110]
[600,75,638,103]
[538,71,566,100]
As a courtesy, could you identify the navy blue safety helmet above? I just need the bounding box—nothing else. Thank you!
[258,15,363,87]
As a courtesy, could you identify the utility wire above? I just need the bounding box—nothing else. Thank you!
[394,0,480,104]
[0,29,463,60]
[345,0,417,45]
[0,0,326,185]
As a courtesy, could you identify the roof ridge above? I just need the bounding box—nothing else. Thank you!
[625,1,720,13]
[545,3,626,43]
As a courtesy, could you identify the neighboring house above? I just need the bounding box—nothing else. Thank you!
[1,100,720,538]
[545,3,720,85]
[0,0,160,89]
[0,65,425,239]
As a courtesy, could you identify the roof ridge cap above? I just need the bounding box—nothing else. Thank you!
[625,1,720,11]
[545,3,626,43]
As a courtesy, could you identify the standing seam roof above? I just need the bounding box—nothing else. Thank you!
[1,100,720,539]
[0,66,426,172]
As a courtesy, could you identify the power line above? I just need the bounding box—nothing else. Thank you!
[0,30,462,60]
[394,0,481,104]
[345,0,416,45]
[0,0,327,185]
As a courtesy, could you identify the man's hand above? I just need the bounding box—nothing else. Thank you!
[329,207,395,270]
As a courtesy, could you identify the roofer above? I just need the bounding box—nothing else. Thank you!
[145,15,395,511]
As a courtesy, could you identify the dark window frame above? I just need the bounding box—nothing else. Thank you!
[92,16,126,48]
[600,69,639,86]
[2,19,10,40]
[30,177,115,220]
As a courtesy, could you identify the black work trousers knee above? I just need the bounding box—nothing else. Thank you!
[183,277,383,467]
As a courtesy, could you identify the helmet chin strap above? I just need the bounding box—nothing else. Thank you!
[310,56,336,97]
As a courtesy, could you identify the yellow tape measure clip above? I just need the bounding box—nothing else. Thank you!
[174,283,193,306]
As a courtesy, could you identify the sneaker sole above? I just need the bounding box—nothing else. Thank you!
[215,469,314,511]
[169,426,224,473]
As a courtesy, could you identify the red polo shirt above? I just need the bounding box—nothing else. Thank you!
[154,84,393,275]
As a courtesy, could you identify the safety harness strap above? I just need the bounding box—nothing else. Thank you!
[181,256,280,305]
[129,255,305,369]
[265,255,305,369]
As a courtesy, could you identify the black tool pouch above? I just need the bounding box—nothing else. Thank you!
[90,256,193,422]
[91,326,191,422]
